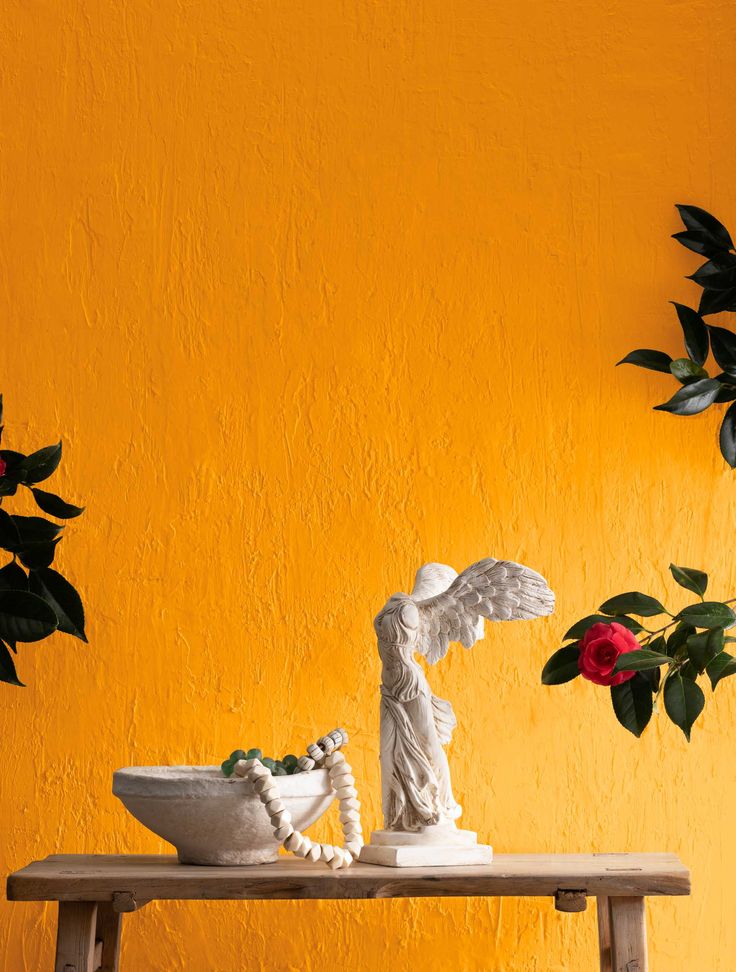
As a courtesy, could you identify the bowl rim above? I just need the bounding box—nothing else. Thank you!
[112,764,332,799]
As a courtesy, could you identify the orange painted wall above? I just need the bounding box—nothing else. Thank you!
[1,1,735,968]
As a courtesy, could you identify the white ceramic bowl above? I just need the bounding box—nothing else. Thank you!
[113,766,334,865]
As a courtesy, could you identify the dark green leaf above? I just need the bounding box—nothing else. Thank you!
[706,651,736,690]
[613,649,671,672]
[669,358,707,384]
[669,564,708,597]
[0,561,27,591]
[599,592,666,617]
[29,567,86,642]
[10,516,63,544]
[616,349,672,373]
[699,287,736,316]
[563,614,643,641]
[19,442,62,485]
[30,488,84,520]
[686,628,723,673]
[0,589,57,642]
[677,602,736,629]
[0,509,20,550]
[671,230,724,257]
[664,672,705,741]
[541,644,580,685]
[610,674,653,737]
[720,401,736,468]
[653,378,721,416]
[667,623,695,657]
[690,265,736,290]
[676,204,734,250]
[715,374,736,403]
[0,450,26,483]
[0,639,23,686]
[671,303,709,365]
[18,539,60,571]
[708,326,736,375]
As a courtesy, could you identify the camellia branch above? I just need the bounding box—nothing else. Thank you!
[541,563,736,741]
[0,394,87,688]
[617,204,736,469]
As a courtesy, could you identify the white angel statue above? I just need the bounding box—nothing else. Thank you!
[361,558,554,866]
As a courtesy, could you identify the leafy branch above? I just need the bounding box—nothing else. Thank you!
[618,204,736,467]
[541,564,736,740]
[0,395,86,687]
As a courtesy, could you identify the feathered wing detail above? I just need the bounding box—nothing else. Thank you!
[414,558,555,664]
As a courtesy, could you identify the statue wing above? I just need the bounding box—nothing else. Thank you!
[414,558,555,665]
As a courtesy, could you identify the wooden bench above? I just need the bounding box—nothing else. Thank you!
[6,852,690,971]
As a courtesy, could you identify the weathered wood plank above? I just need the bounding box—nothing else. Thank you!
[7,853,690,903]
[597,895,612,972]
[610,896,648,972]
[95,902,122,972]
[54,901,97,972]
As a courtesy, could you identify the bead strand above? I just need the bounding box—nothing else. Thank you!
[232,728,361,870]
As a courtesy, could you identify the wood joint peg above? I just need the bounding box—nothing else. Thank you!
[112,891,140,912]
[555,889,588,912]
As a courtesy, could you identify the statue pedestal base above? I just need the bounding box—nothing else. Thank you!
[359,825,493,867]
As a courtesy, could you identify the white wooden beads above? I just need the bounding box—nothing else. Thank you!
[238,729,362,869]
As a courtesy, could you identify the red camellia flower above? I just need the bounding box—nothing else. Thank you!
[578,621,639,686]
[0,457,6,477]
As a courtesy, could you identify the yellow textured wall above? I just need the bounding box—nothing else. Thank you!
[1,1,735,968]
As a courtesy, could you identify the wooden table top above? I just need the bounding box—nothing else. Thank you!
[7,853,690,903]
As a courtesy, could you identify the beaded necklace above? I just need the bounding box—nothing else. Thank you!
[232,727,362,869]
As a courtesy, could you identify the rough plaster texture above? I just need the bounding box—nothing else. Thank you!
[0,0,735,969]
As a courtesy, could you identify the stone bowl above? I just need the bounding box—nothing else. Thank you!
[113,765,334,865]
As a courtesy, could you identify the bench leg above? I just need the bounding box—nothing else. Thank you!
[609,896,648,972]
[95,902,123,971]
[55,902,98,972]
[597,896,612,972]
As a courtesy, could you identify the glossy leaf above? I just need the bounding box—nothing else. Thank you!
[720,401,736,468]
[714,375,736,404]
[691,265,736,290]
[18,539,60,571]
[699,287,736,316]
[30,488,84,519]
[676,204,734,250]
[0,589,57,643]
[541,645,580,685]
[0,639,23,686]
[669,358,706,384]
[562,614,643,641]
[616,349,672,373]
[667,623,695,657]
[664,672,705,741]
[671,230,723,257]
[29,567,86,642]
[0,450,26,482]
[613,649,671,672]
[677,602,736,630]
[671,303,708,365]
[610,674,653,738]
[0,509,20,550]
[706,651,736,690]
[686,628,723,673]
[0,561,27,591]
[708,326,736,375]
[19,442,62,485]
[10,516,63,544]
[669,564,708,598]
[599,592,666,617]
[653,378,721,416]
